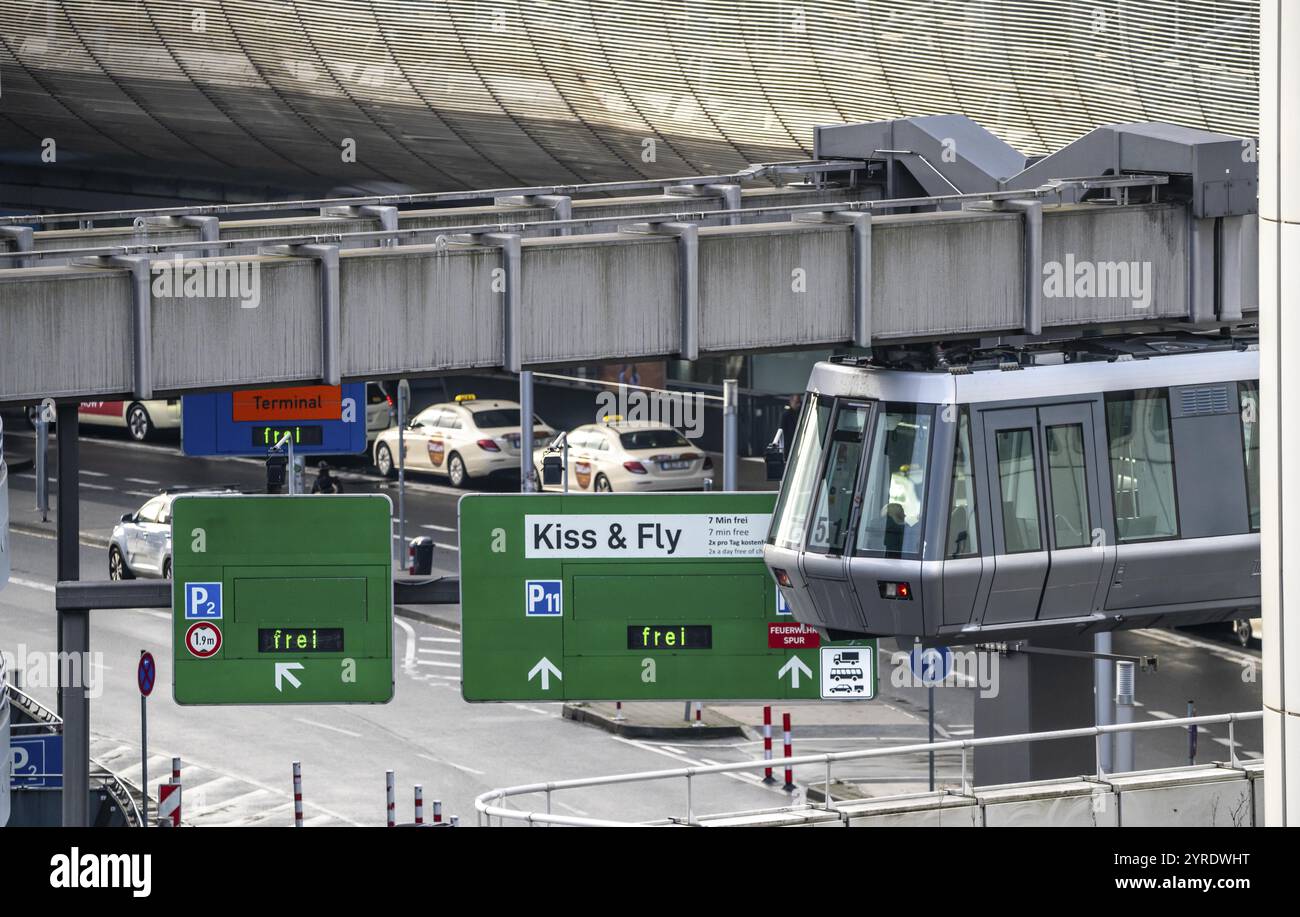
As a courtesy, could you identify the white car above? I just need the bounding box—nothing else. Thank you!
[108,487,239,580]
[536,419,713,492]
[371,395,554,488]
[365,382,395,442]
[31,399,181,442]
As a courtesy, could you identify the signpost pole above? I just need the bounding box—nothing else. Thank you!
[723,379,738,491]
[138,650,155,827]
[34,406,49,521]
[287,432,297,495]
[140,690,148,826]
[56,403,89,828]
[928,685,935,791]
[520,371,536,492]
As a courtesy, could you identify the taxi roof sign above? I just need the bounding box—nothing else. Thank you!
[454,393,477,402]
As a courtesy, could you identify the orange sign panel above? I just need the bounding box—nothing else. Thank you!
[232,386,343,422]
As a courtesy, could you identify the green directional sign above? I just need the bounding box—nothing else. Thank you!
[171,494,394,705]
[459,492,875,702]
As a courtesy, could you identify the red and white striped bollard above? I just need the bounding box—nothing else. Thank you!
[171,756,181,784]
[782,712,795,792]
[292,761,304,827]
[414,785,424,825]
[385,770,396,827]
[433,799,443,824]
[762,706,776,784]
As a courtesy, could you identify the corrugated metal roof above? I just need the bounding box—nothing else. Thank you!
[0,0,1259,191]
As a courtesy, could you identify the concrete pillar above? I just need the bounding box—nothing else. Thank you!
[1261,0,1300,826]
[973,636,1095,786]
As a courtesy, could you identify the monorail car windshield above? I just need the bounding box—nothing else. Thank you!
[764,337,1261,645]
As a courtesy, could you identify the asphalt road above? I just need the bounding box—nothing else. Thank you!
[0,426,1265,823]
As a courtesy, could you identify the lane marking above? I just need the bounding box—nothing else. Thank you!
[294,718,363,738]
[609,735,779,794]
[81,470,108,477]
[416,659,461,668]
[1136,627,1262,668]
[416,752,486,776]
[125,477,159,485]
[8,527,105,550]
[421,524,456,533]
[419,637,460,644]
[5,575,55,593]
[394,617,417,670]
[418,648,460,657]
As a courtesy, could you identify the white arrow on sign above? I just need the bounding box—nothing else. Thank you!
[275,662,304,692]
[528,657,562,691]
[778,655,812,689]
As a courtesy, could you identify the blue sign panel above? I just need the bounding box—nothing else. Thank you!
[182,383,367,457]
[11,734,62,788]
[909,644,954,685]
[525,580,563,616]
[184,582,223,620]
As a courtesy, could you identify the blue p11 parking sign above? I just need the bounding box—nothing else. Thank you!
[185,582,223,620]
[525,580,562,616]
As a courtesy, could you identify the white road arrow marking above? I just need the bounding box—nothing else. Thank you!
[778,655,812,689]
[275,662,304,692]
[528,657,562,691]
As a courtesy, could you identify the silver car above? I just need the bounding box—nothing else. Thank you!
[108,488,238,580]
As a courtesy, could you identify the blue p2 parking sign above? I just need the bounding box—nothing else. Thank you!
[185,582,223,620]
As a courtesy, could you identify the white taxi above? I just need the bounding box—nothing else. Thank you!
[371,394,555,488]
[536,418,713,492]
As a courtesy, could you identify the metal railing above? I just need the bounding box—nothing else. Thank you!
[0,159,866,228]
[0,174,1168,265]
[474,710,1262,827]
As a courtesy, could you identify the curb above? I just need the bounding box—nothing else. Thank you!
[395,605,461,631]
[5,455,34,473]
[562,703,746,739]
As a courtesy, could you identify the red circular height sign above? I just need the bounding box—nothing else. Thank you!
[185,622,222,658]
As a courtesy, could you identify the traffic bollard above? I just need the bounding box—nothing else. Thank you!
[782,712,795,792]
[693,701,703,728]
[433,799,443,824]
[762,706,776,784]
[614,701,626,722]
[414,785,424,825]
[292,759,304,832]
[171,756,181,785]
[385,770,396,827]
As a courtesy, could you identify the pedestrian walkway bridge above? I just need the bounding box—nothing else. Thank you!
[0,116,1257,406]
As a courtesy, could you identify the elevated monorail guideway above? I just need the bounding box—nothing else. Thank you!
[0,116,1257,407]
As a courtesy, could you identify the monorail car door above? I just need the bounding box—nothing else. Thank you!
[799,400,870,631]
[979,408,1049,625]
[1035,403,1106,619]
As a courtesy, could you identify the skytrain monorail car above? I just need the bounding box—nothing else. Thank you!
[764,337,1261,645]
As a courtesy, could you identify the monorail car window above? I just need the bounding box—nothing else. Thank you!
[768,394,832,550]
[855,405,933,559]
[1046,424,1091,548]
[946,407,979,558]
[1240,380,1261,532]
[1105,389,1180,542]
[995,429,1043,553]
[806,403,870,555]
